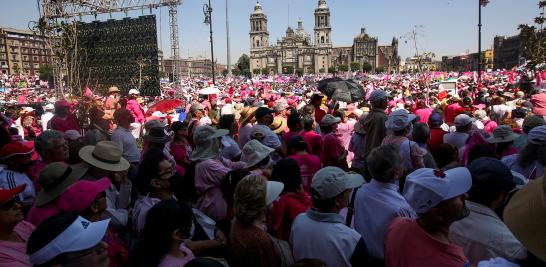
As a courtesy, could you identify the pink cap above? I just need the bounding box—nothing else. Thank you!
[57,177,111,213]
[55,99,71,108]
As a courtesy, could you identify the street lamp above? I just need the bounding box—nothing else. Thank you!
[203,0,216,85]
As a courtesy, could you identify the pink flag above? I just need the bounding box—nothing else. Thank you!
[537,70,542,87]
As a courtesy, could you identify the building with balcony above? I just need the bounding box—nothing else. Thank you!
[0,27,52,75]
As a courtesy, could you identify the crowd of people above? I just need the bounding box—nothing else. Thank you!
[0,66,545,267]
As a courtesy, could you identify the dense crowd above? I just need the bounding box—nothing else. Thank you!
[0,66,546,267]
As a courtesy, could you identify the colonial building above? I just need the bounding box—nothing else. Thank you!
[494,35,521,69]
[249,0,398,74]
[0,27,53,75]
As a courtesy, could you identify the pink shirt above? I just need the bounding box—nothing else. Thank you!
[385,218,470,267]
[320,133,348,170]
[195,159,231,221]
[0,221,35,267]
[126,99,145,123]
[414,108,433,124]
[289,154,321,193]
[300,130,322,156]
[157,243,195,267]
[50,114,81,133]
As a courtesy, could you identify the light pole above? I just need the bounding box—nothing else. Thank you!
[225,0,231,76]
[203,0,216,85]
[477,0,489,87]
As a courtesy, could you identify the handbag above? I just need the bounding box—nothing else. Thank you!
[269,235,295,267]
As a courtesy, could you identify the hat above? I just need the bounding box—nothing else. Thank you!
[143,127,171,144]
[473,109,487,120]
[108,86,120,93]
[255,107,275,120]
[428,112,443,126]
[369,90,388,103]
[527,125,546,145]
[269,117,286,134]
[144,120,166,132]
[29,216,110,265]
[0,141,34,160]
[0,184,26,204]
[190,103,205,113]
[522,115,545,134]
[128,89,140,95]
[54,99,71,108]
[240,139,275,168]
[468,157,515,191]
[311,94,323,101]
[190,126,229,161]
[354,114,367,134]
[266,181,284,205]
[403,167,472,214]
[487,125,519,143]
[454,114,474,128]
[321,114,341,126]
[151,111,166,118]
[22,107,35,113]
[311,167,364,200]
[385,109,416,131]
[44,104,54,110]
[34,162,89,207]
[240,106,257,123]
[504,169,546,262]
[64,130,82,141]
[57,177,111,213]
[78,141,130,172]
[272,102,284,113]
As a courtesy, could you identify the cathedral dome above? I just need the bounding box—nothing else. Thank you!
[253,2,263,14]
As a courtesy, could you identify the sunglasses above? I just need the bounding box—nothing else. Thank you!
[0,197,20,210]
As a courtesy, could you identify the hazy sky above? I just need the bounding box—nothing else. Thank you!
[1,0,540,65]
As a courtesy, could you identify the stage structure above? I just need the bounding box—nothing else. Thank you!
[34,0,181,96]
[75,16,159,95]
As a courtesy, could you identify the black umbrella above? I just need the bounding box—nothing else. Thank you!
[318,78,365,103]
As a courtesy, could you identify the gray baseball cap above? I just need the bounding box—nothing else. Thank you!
[311,167,364,199]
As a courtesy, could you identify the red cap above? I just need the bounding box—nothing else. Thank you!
[0,142,34,160]
[0,184,26,204]
[55,99,71,108]
[224,98,232,104]
[268,102,275,108]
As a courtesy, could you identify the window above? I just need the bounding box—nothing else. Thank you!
[33,56,38,61]
[23,56,27,61]
[321,36,324,44]
[34,63,39,68]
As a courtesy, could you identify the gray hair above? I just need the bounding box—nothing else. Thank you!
[412,123,430,145]
[366,144,402,183]
[35,130,65,154]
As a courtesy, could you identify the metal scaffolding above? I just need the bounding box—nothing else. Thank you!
[38,0,182,95]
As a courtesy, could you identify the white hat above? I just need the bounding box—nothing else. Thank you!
[128,89,140,95]
[44,104,54,110]
[151,111,167,118]
[403,167,472,214]
[190,126,229,161]
[385,109,416,131]
[266,181,284,205]
[240,139,275,168]
[320,114,341,126]
[311,166,364,199]
[454,114,474,128]
[29,216,110,265]
[22,107,35,113]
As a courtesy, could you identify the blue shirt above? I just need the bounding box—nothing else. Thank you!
[354,180,415,259]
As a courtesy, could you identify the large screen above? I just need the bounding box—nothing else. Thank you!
[75,15,159,96]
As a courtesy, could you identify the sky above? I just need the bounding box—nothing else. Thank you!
[0,0,540,65]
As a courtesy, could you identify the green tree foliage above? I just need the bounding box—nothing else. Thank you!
[235,54,251,77]
[518,1,546,64]
[350,62,361,72]
[362,62,373,73]
[338,64,348,72]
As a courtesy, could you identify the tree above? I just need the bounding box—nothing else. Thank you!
[350,62,361,72]
[158,70,167,78]
[518,1,546,64]
[222,69,228,76]
[261,68,269,74]
[12,63,20,74]
[338,64,348,72]
[362,62,373,73]
[319,68,326,73]
[327,67,335,73]
[296,68,304,76]
[235,54,251,77]
[282,66,294,74]
[38,64,53,81]
[376,67,385,73]
[252,68,261,75]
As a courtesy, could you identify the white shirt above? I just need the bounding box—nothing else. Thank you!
[450,201,527,265]
[354,180,416,259]
[220,103,234,116]
[41,112,54,131]
[0,166,35,202]
[111,126,140,163]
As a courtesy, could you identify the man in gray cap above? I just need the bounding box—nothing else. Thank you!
[291,166,367,267]
[188,102,205,140]
[362,90,388,179]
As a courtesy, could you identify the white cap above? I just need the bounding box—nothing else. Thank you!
[403,167,472,213]
[22,107,35,113]
[29,216,110,265]
[311,167,364,199]
[151,111,166,118]
[385,109,416,131]
[241,139,275,168]
[454,114,473,128]
[44,104,54,110]
[266,181,284,205]
[128,89,140,95]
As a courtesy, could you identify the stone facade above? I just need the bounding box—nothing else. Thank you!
[249,0,398,74]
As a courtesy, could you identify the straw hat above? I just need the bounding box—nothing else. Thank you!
[79,141,130,172]
[240,139,274,168]
[269,116,286,134]
[190,126,229,161]
[108,86,120,94]
[487,125,519,143]
[34,162,88,207]
[240,106,257,124]
[504,169,546,262]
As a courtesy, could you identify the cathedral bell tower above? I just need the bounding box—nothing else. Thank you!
[314,0,331,47]
[249,2,269,50]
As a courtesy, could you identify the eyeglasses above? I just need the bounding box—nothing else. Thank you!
[0,197,20,210]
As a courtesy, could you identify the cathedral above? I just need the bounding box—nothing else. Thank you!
[249,0,400,74]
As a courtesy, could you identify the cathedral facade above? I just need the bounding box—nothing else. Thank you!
[249,0,400,74]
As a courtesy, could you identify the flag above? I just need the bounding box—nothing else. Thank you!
[480,0,489,7]
[537,70,542,87]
